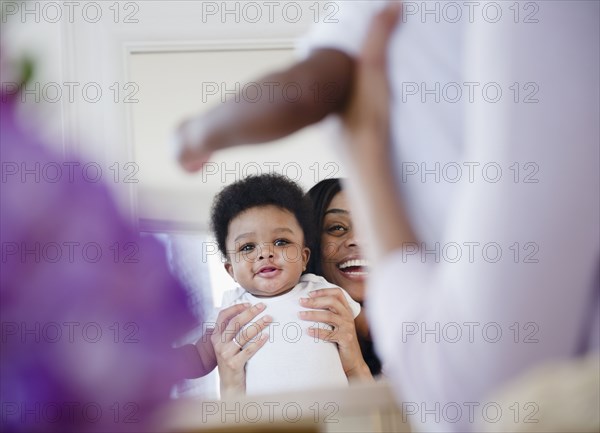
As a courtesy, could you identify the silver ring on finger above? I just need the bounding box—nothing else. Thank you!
[232,336,243,350]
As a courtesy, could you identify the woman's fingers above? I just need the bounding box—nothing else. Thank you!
[212,303,270,357]
[219,302,266,339]
[299,310,338,327]
[299,290,357,342]
[308,287,348,299]
[236,333,270,362]
[300,291,372,380]
[308,324,355,346]
[221,333,269,368]
[360,2,402,67]
[212,303,273,395]
[234,315,272,347]
[342,2,401,138]
[307,288,350,305]
[301,291,352,316]
[307,327,335,342]
[173,116,216,173]
[215,303,252,335]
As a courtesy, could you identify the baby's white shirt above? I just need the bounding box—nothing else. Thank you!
[217,273,361,395]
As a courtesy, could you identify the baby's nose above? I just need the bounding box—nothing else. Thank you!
[258,243,275,259]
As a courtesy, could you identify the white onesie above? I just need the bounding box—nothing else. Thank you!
[218,273,361,395]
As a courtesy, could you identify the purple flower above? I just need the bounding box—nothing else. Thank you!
[1,94,198,432]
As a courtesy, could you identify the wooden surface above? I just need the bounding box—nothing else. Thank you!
[158,380,411,433]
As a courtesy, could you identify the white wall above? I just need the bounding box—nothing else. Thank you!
[130,46,345,228]
[2,1,347,227]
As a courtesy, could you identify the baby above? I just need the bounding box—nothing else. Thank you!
[210,173,360,395]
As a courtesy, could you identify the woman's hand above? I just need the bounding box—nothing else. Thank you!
[173,110,223,173]
[299,288,373,382]
[339,3,416,262]
[210,302,272,396]
[341,2,401,148]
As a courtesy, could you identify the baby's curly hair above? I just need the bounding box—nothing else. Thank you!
[210,173,314,257]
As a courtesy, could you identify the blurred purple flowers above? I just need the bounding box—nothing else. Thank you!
[1,93,198,431]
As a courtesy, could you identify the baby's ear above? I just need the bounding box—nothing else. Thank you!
[302,246,311,271]
[224,261,236,281]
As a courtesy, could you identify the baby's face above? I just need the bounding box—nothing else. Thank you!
[224,205,310,297]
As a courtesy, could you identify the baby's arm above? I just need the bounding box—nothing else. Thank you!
[193,328,218,372]
[176,49,355,172]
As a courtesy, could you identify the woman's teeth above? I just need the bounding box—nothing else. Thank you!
[338,259,370,276]
[338,259,369,269]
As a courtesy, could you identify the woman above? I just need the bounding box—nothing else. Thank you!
[306,178,381,377]
[207,178,379,396]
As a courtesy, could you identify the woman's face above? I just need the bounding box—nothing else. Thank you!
[320,191,369,302]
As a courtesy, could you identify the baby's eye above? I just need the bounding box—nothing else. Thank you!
[239,243,255,252]
[274,239,290,247]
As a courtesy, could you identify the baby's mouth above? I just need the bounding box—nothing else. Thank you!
[256,266,280,276]
[337,259,370,277]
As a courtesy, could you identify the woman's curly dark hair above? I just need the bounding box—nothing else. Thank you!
[306,178,342,276]
[210,173,314,257]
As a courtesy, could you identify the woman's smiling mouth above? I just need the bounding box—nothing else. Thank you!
[337,258,370,278]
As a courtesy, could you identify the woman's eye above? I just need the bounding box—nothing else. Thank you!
[240,244,255,252]
[274,239,290,247]
[326,224,348,235]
